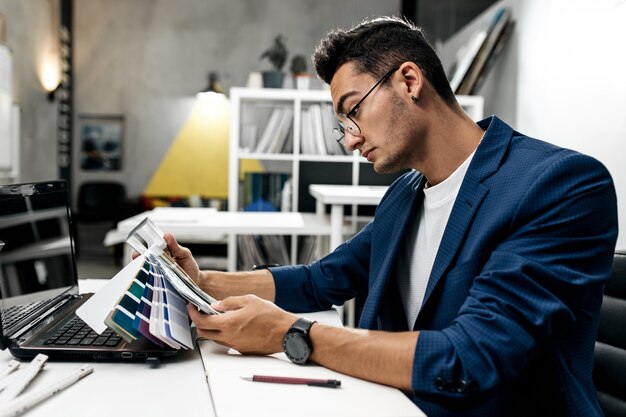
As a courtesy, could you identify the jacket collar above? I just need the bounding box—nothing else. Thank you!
[358,116,514,329]
[415,116,514,326]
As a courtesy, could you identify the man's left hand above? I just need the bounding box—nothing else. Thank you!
[188,295,298,355]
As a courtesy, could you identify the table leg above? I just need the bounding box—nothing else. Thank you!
[329,204,356,327]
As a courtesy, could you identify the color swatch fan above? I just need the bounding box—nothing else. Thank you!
[77,218,221,350]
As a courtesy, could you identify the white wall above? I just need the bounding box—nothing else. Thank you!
[515,0,626,248]
[440,0,626,248]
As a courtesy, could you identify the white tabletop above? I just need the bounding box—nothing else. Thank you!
[197,310,425,417]
[1,281,425,417]
[0,279,214,417]
[105,209,340,247]
[308,184,388,205]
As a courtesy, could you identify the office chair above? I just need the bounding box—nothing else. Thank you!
[74,181,132,260]
[593,250,626,417]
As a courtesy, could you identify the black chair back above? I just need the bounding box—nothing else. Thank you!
[77,181,127,222]
[594,251,626,417]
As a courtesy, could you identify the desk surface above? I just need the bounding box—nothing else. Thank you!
[1,280,425,417]
[308,184,388,205]
[105,208,340,246]
[0,279,214,417]
[198,309,425,417]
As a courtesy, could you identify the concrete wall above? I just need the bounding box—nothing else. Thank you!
[0,0,399,202]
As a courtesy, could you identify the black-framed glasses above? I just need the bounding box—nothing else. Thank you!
[332,67,399,144]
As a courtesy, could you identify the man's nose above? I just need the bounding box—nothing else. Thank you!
[343,132,363,152]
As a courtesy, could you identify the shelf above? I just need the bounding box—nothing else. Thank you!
[238,152,295,161]
[228,87,485,271]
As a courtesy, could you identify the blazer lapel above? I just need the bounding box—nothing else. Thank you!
[417,177,488,317]
[359,175,425,329]
[415,116,514,325]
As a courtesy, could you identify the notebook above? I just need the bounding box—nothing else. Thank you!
[0,180,178,361]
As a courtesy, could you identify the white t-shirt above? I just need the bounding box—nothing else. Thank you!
[397,150,476,329]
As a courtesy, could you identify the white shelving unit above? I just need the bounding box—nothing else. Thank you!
[228,87,484,269]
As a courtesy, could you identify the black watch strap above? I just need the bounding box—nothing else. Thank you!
[290,317,315,334]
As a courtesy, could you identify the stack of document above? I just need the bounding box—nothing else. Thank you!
[77,218,220,349]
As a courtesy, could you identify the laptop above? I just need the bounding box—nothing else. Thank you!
[0,180,178,361]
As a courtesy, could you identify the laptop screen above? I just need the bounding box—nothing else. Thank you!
[0,181,78,317]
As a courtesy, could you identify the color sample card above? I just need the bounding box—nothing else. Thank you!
[104,262,150,343]
[132,259,163,346]
[161,273,193,349]
[149,262,181,349]
[94,218,222,350]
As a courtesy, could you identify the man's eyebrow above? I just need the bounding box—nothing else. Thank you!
[336,91,358,115]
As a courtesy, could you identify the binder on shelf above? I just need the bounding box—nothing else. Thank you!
[455,7,512,95]
[309,104,327,155]
[300,108,317,155]
[266,108,293,154]
[320,103,347,156]
[255,108,283,153]
[240,124,258,152]
[237,235,289,270]
[472,18,516,94]
[242,172,291,212]
[448,29,488,93]
[298,235,319,264]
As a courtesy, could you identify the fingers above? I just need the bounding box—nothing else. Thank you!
[131,251,140,260]
[188,304,215,326]
[212,294,258,312]
[186,295,256,328]
[163,233,190,260]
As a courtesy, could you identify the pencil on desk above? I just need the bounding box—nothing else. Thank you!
[241,374,341,388]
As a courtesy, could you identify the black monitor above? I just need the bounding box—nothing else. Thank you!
[297,161,408,215]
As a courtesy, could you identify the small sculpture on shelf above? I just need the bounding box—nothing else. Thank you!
[260,34,288,88]
[290,54,311,90]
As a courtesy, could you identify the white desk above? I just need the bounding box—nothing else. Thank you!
[0,279,214,417]
[0,281,425,417]
[308,184,388,250]
[308,184,388,327]
[197,309,425,417]
[104,207,344,271]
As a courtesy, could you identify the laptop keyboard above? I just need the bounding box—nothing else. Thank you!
[44,316,122,347]
[2,300,49,330]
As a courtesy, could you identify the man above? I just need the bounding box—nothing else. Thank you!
[166,16,617,416]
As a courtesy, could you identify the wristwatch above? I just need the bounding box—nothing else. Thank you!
[283,317,316,365]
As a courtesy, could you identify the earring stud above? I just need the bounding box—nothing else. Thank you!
[411,96,419,103]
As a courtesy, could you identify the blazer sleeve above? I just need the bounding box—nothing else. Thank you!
[271,216,373,313]
[271,172,414,313]
[411,152,618,399]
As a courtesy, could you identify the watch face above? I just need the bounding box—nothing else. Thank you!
[284,333,310,364]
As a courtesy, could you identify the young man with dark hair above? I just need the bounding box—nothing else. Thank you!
[164,16,617,416]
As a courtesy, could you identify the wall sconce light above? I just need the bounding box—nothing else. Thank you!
[37,0,61,102]
[41,47,61,101]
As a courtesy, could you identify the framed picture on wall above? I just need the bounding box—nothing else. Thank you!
[79,115,124,171]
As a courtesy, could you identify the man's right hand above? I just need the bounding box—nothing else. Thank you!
[162,233,201,284]
[131,232,201,285]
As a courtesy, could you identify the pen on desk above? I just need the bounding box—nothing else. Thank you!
[0,365,94,417]
[241,375,341,388]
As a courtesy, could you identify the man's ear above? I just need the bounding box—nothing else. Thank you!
[398,62,424,101]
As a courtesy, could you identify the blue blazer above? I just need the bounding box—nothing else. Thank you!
[273,116,618,416]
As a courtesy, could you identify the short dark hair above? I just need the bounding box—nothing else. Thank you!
[313,16,456,106]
